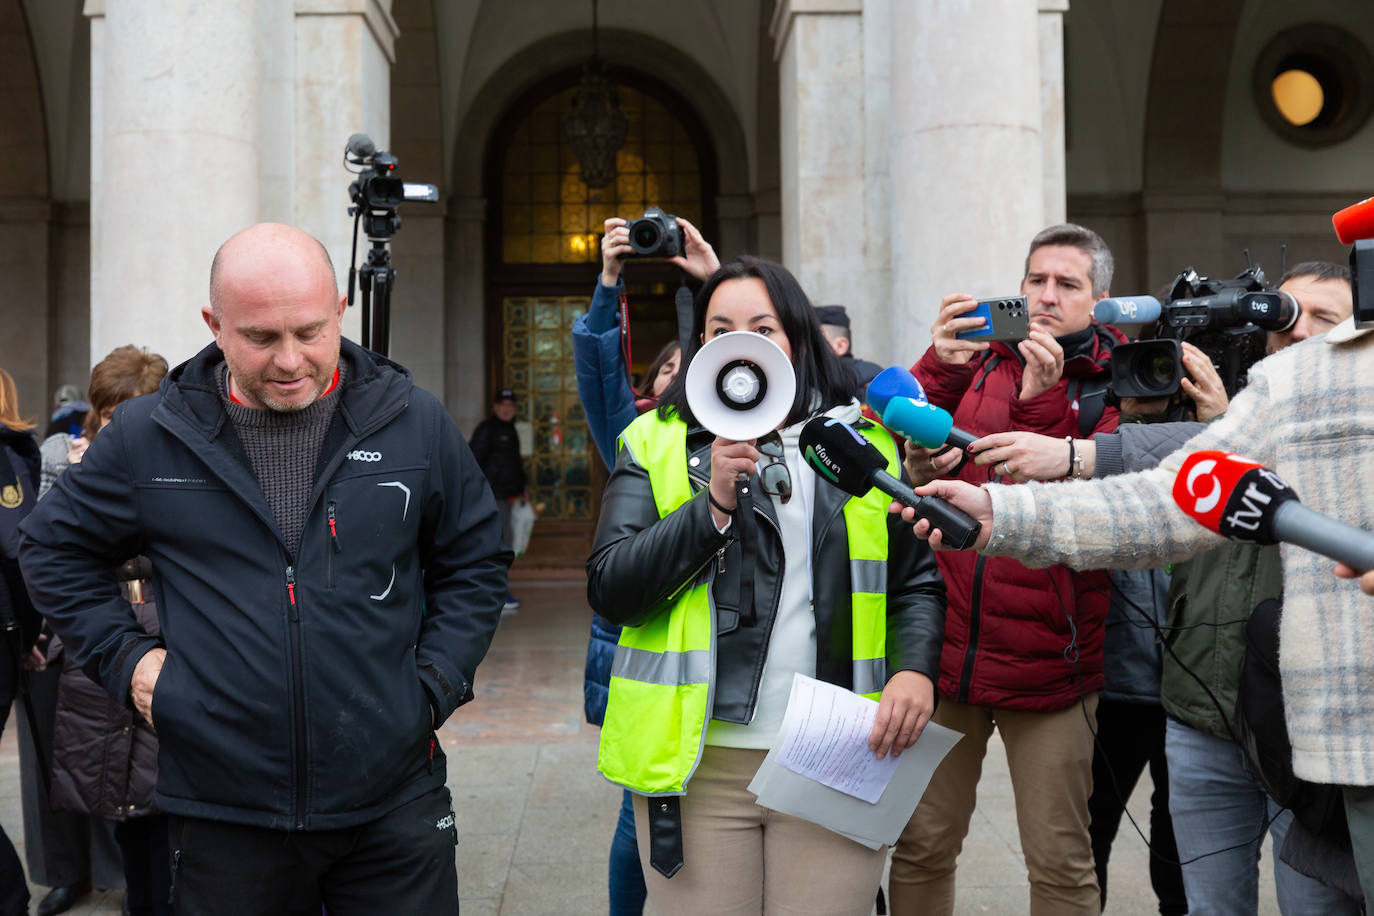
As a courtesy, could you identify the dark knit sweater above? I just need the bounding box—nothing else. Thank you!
[219,366,342,558]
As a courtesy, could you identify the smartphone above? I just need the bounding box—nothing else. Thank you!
[954,296,1030,342]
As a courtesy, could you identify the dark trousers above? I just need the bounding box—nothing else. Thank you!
[0,693,31,916]
[115,815,171,916]
[1088,699,1188,915]
[169,785,458,916]
[609,789,647,915]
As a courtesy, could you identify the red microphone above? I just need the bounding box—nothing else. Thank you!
[1173,451,1374,571]
[1333,195,1374,245]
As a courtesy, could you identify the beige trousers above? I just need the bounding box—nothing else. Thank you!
[633,745,888,915]
[889,695,1101,916]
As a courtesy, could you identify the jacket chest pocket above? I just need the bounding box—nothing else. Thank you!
[324,467,426,597]
[136,480,238,549]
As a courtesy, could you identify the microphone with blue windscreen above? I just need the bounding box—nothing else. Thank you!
[865,366,925,416]
[881,396,980,452]
[1092,296,1163,325]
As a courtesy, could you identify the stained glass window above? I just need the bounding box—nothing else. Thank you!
[503,297,593,520]
[502,85,702,264]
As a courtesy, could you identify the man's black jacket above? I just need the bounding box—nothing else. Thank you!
[469,416,526,500]
[19,340,511,830]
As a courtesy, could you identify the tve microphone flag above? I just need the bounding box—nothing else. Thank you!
[1173,450,1374,571]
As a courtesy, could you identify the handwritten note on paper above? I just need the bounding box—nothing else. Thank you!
[775,674,899,804]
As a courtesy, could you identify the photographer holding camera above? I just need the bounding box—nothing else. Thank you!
[961,260,1359,914]
[572,213,716,916]
[888,223,1128,914]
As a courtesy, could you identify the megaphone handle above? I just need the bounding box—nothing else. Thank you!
[734,476,757,625]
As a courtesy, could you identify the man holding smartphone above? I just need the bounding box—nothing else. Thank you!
[888,223,1127,914]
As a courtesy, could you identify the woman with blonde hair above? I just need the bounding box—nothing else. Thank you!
[0,367,40,916]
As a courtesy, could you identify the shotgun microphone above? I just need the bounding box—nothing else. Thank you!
[799,417,982,550]
[1172,451,1374,571]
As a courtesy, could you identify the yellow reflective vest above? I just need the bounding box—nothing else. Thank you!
[597,411,896,796]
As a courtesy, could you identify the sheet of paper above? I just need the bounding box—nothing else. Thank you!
[774,673,898,803]
[747,673,963,849]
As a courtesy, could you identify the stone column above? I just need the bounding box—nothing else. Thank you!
[85,0,262,367]
[770,0,867,309]
[445,196,486,431]
[1040,0,1069,226]
[294,0,398,343]
[888,0,1044,364]
[0,200,53,422]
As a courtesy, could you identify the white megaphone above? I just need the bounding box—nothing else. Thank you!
[684,331,797,441]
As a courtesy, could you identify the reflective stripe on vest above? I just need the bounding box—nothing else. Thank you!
[844,432,895,701]
[598,411,893,795]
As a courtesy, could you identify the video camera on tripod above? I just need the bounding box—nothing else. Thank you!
[1093,264,1297,405]
[344,133,439,356]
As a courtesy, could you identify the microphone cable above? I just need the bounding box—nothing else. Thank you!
[1048,565,1285,869]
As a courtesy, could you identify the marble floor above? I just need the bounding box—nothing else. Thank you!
[0,575,1279,915]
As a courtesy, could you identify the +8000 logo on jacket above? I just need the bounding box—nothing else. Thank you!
[18,339,511,831]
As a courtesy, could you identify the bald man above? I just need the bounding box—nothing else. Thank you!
[19,223,511,914]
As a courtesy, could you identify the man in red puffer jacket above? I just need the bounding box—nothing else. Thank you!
[889,224,1127,916]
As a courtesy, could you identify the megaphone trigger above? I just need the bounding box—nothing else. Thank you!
[685,331,796,441]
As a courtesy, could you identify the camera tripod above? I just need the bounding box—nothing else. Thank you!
[348,208,400,357]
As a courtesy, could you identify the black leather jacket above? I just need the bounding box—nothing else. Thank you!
[587,420,946,722]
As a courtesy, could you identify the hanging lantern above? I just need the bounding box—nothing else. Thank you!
[562,0,627,188]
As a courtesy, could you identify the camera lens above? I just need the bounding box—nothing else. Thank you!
[632,222,660,250]
[1135,351,1177,391]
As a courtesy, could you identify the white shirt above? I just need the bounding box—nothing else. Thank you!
[707,399,862,749]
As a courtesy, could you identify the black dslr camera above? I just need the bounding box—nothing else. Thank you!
[1102,265,1297,402]
[624,208,682,258]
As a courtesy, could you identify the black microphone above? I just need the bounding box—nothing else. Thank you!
[1173,451,1374,571]
[800,417,983,550]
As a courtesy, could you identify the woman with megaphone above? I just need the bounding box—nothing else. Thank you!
[587,256,947,915]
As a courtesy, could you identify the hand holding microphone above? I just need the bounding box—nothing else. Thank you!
[1173,451,1374,571]
[799,417,984,550]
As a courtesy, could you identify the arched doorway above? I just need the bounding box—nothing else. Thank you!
[483,68,718,565]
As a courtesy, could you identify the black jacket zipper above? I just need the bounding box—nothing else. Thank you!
[285,564,307,829]
[957,554,987,703]
[326,501,340,588]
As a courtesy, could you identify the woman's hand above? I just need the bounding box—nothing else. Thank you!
[1334,562,1374,596]
[1180,342,1229,421]
[890,479,995,551]
[902,443,962,488]
[708,437,760,529]
[67,436,89,465]
[600,218,633,286]
[970,430,1086,482]
[931,294,990,365]
[869,670,936,759]
[667,217,720,283]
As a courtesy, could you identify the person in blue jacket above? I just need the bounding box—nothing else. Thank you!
[573,215,715,915]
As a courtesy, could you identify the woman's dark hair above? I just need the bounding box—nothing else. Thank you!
[639,339,681,398]
[656,256,853,430]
